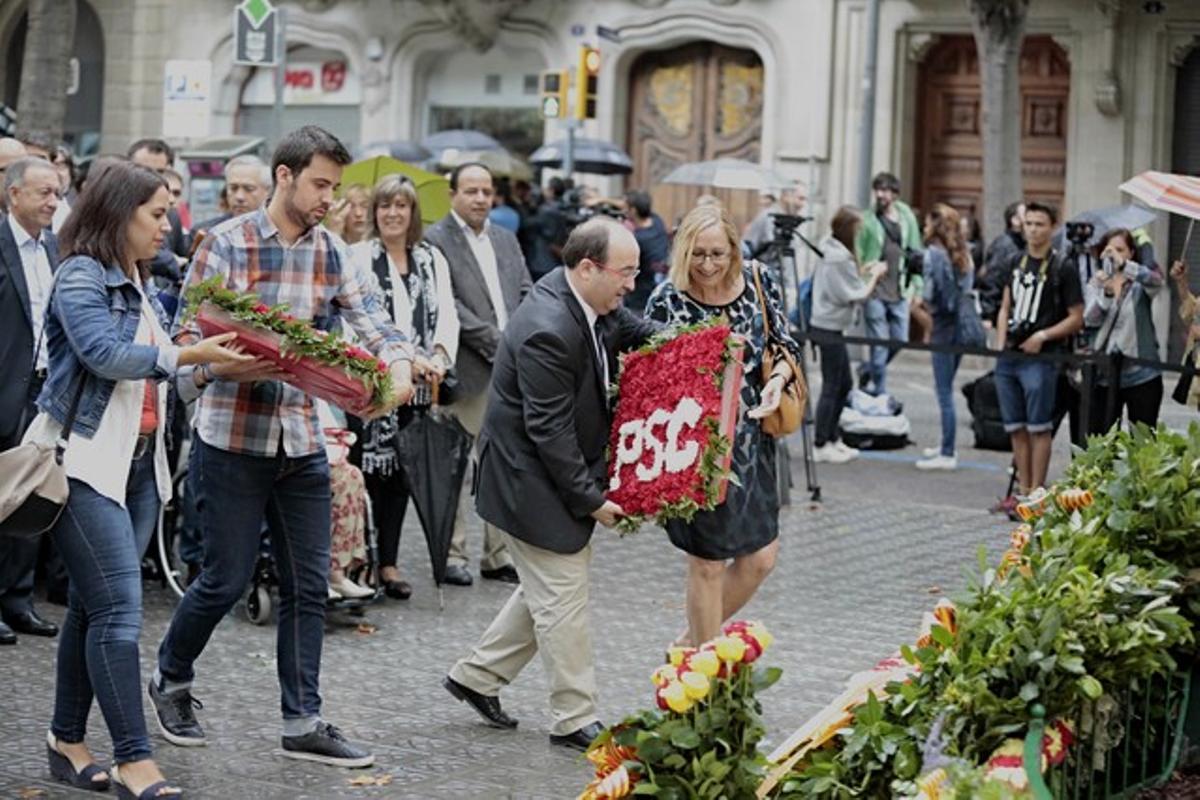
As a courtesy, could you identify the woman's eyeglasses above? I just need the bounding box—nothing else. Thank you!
[690,250,731,265]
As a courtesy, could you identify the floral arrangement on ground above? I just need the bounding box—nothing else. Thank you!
[184,276,394,410]
[762,423,1200,799]
[606,321,743,534]
[579,620,780,799]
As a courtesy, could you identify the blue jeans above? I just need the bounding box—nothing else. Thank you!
[52,444,160,764]
[995,356,1059,434]
[157,439,331,724]
[861,297,910,395]
[176,442,204,567]
[931,351,961,456]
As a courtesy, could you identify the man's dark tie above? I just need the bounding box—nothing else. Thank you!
[593,322,609,387]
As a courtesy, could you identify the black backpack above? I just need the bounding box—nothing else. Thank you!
[962,372,1012,452]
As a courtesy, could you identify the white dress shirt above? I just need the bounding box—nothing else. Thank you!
[451,209,508,330]
[565,269,609,386]
[8,215,54,370]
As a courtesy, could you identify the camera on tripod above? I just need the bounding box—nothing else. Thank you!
[1065,221,1095,248]
[561,188,625,229]
[769,212,812,241]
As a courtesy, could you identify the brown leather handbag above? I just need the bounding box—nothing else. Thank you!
[751,264,807,437]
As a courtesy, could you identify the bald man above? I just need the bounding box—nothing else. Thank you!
[0,138,27,211]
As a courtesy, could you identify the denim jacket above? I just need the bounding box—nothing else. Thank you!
[36,255,179,438]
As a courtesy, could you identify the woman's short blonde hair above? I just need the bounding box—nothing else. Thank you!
[668,204,744,293]
[370,174,423,247]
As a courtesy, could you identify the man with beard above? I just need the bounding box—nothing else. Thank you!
[150,126,418,767]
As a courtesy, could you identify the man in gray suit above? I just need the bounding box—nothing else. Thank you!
[443,219,660,750]
[425,163,532,586]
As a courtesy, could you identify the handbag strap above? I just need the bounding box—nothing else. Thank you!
[751,264,802,385]
[53,371,90,465]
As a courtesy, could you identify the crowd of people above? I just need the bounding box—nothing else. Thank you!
[806,169,1189,513]
[1,120,1194,796]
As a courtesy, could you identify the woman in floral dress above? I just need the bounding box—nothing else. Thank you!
[645,205,805,646]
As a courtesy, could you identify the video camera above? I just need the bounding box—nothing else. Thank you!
[1065,221,1095,248]
[561,188,625,229]
[769,212,813,241]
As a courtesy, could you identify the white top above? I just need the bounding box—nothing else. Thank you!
[348,240,460,362]
[8,215,54,370]
[565,268,608,386]
[451,209,508,330]
[50,199,70,234]
[23,285,173,507]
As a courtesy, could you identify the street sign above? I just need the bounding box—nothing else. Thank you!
[233,0,279,66]
[162,59,212,139]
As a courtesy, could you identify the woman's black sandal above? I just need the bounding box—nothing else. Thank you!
[46,732,111,791]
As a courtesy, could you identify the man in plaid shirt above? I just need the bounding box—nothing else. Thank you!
[150,126,419,768]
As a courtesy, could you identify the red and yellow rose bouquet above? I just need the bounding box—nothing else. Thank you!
[606,322,743,533]
[184,276,394,415]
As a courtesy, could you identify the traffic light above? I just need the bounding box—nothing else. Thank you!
[540,69,568,119]
[575,45,600,120]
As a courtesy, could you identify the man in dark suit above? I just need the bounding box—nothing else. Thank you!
[425,162,532,587]
[0,156,63,644]
[443,218,660,751]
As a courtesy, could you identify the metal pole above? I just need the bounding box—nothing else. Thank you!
[563,119,576,178]
[856,0,881,208]
[272,8,288,148]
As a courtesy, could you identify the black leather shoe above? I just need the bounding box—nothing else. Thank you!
[0,621,15,645]
[442,564,473,587]
[550,721,605,752]
[443,676,517,729]
[480,565,519,584]
[3,609,58,637]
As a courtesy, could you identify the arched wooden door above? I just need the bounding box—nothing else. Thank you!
[913,35,1070,234]
[626,42,763,230]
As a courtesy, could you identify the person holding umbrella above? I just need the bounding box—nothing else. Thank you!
[349,173,459,600]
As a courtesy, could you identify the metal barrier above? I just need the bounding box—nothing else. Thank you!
[1025,668,1194,798]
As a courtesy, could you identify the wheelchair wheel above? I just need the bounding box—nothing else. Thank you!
[155,466,191,599]
[246,584,271,625]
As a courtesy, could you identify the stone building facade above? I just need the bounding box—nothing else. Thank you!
[2,0,1199,253]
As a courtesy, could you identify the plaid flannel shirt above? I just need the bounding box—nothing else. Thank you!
[175,208,412,457]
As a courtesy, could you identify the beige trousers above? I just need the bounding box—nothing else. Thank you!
[448,389,511,571]
[448,532,598,736]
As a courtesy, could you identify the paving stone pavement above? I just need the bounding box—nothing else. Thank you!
[11,353,1163,799]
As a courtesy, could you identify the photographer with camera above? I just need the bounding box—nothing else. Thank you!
[1082,228,1165,433]
[995,202,1084,495]
[854,171,923,397]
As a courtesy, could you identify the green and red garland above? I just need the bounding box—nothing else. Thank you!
[184,276,395,413]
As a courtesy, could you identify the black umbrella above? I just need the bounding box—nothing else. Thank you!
[528,137,634,175]
[421,129,503,157]
[396,410,471,607]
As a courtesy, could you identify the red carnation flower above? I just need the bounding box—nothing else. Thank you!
[253,303,270,314]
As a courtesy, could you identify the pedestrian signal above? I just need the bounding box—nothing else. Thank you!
[540,69,568,119]
[575,46,600,120]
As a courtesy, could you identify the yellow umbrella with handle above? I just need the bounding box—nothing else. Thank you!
[337,156,451,225]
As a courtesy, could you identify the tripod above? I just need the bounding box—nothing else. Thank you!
[758,214,824,503]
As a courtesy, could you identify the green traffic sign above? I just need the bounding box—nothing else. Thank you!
[240,0,274,29]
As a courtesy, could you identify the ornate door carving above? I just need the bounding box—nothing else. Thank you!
[627,43,763,229]
[913,35,1070,232]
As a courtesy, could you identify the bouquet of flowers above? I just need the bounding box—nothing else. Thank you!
[184,277,394,415]
[606,322,743,533]
[579,621,779,800]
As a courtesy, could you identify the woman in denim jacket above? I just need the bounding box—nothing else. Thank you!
[25,161,247,799]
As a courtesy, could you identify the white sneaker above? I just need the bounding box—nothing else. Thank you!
[916,454,958,471]
[814,444,853,464]
[327,584,342,600]
[922,447,940,459]
[833,441,860,459]
[330,576,374,599]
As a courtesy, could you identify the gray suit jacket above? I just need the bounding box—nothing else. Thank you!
[424,214,532,397]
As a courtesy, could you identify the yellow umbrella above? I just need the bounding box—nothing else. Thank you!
[339,156,450,225]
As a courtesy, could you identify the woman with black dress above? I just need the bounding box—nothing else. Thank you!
[644,205,804,646]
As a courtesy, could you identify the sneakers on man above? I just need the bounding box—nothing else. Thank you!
[922,447,940,459]
[148,681,207,747]
[281,722,374,768]
[916,454,958,471]
[813,444,852,464]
